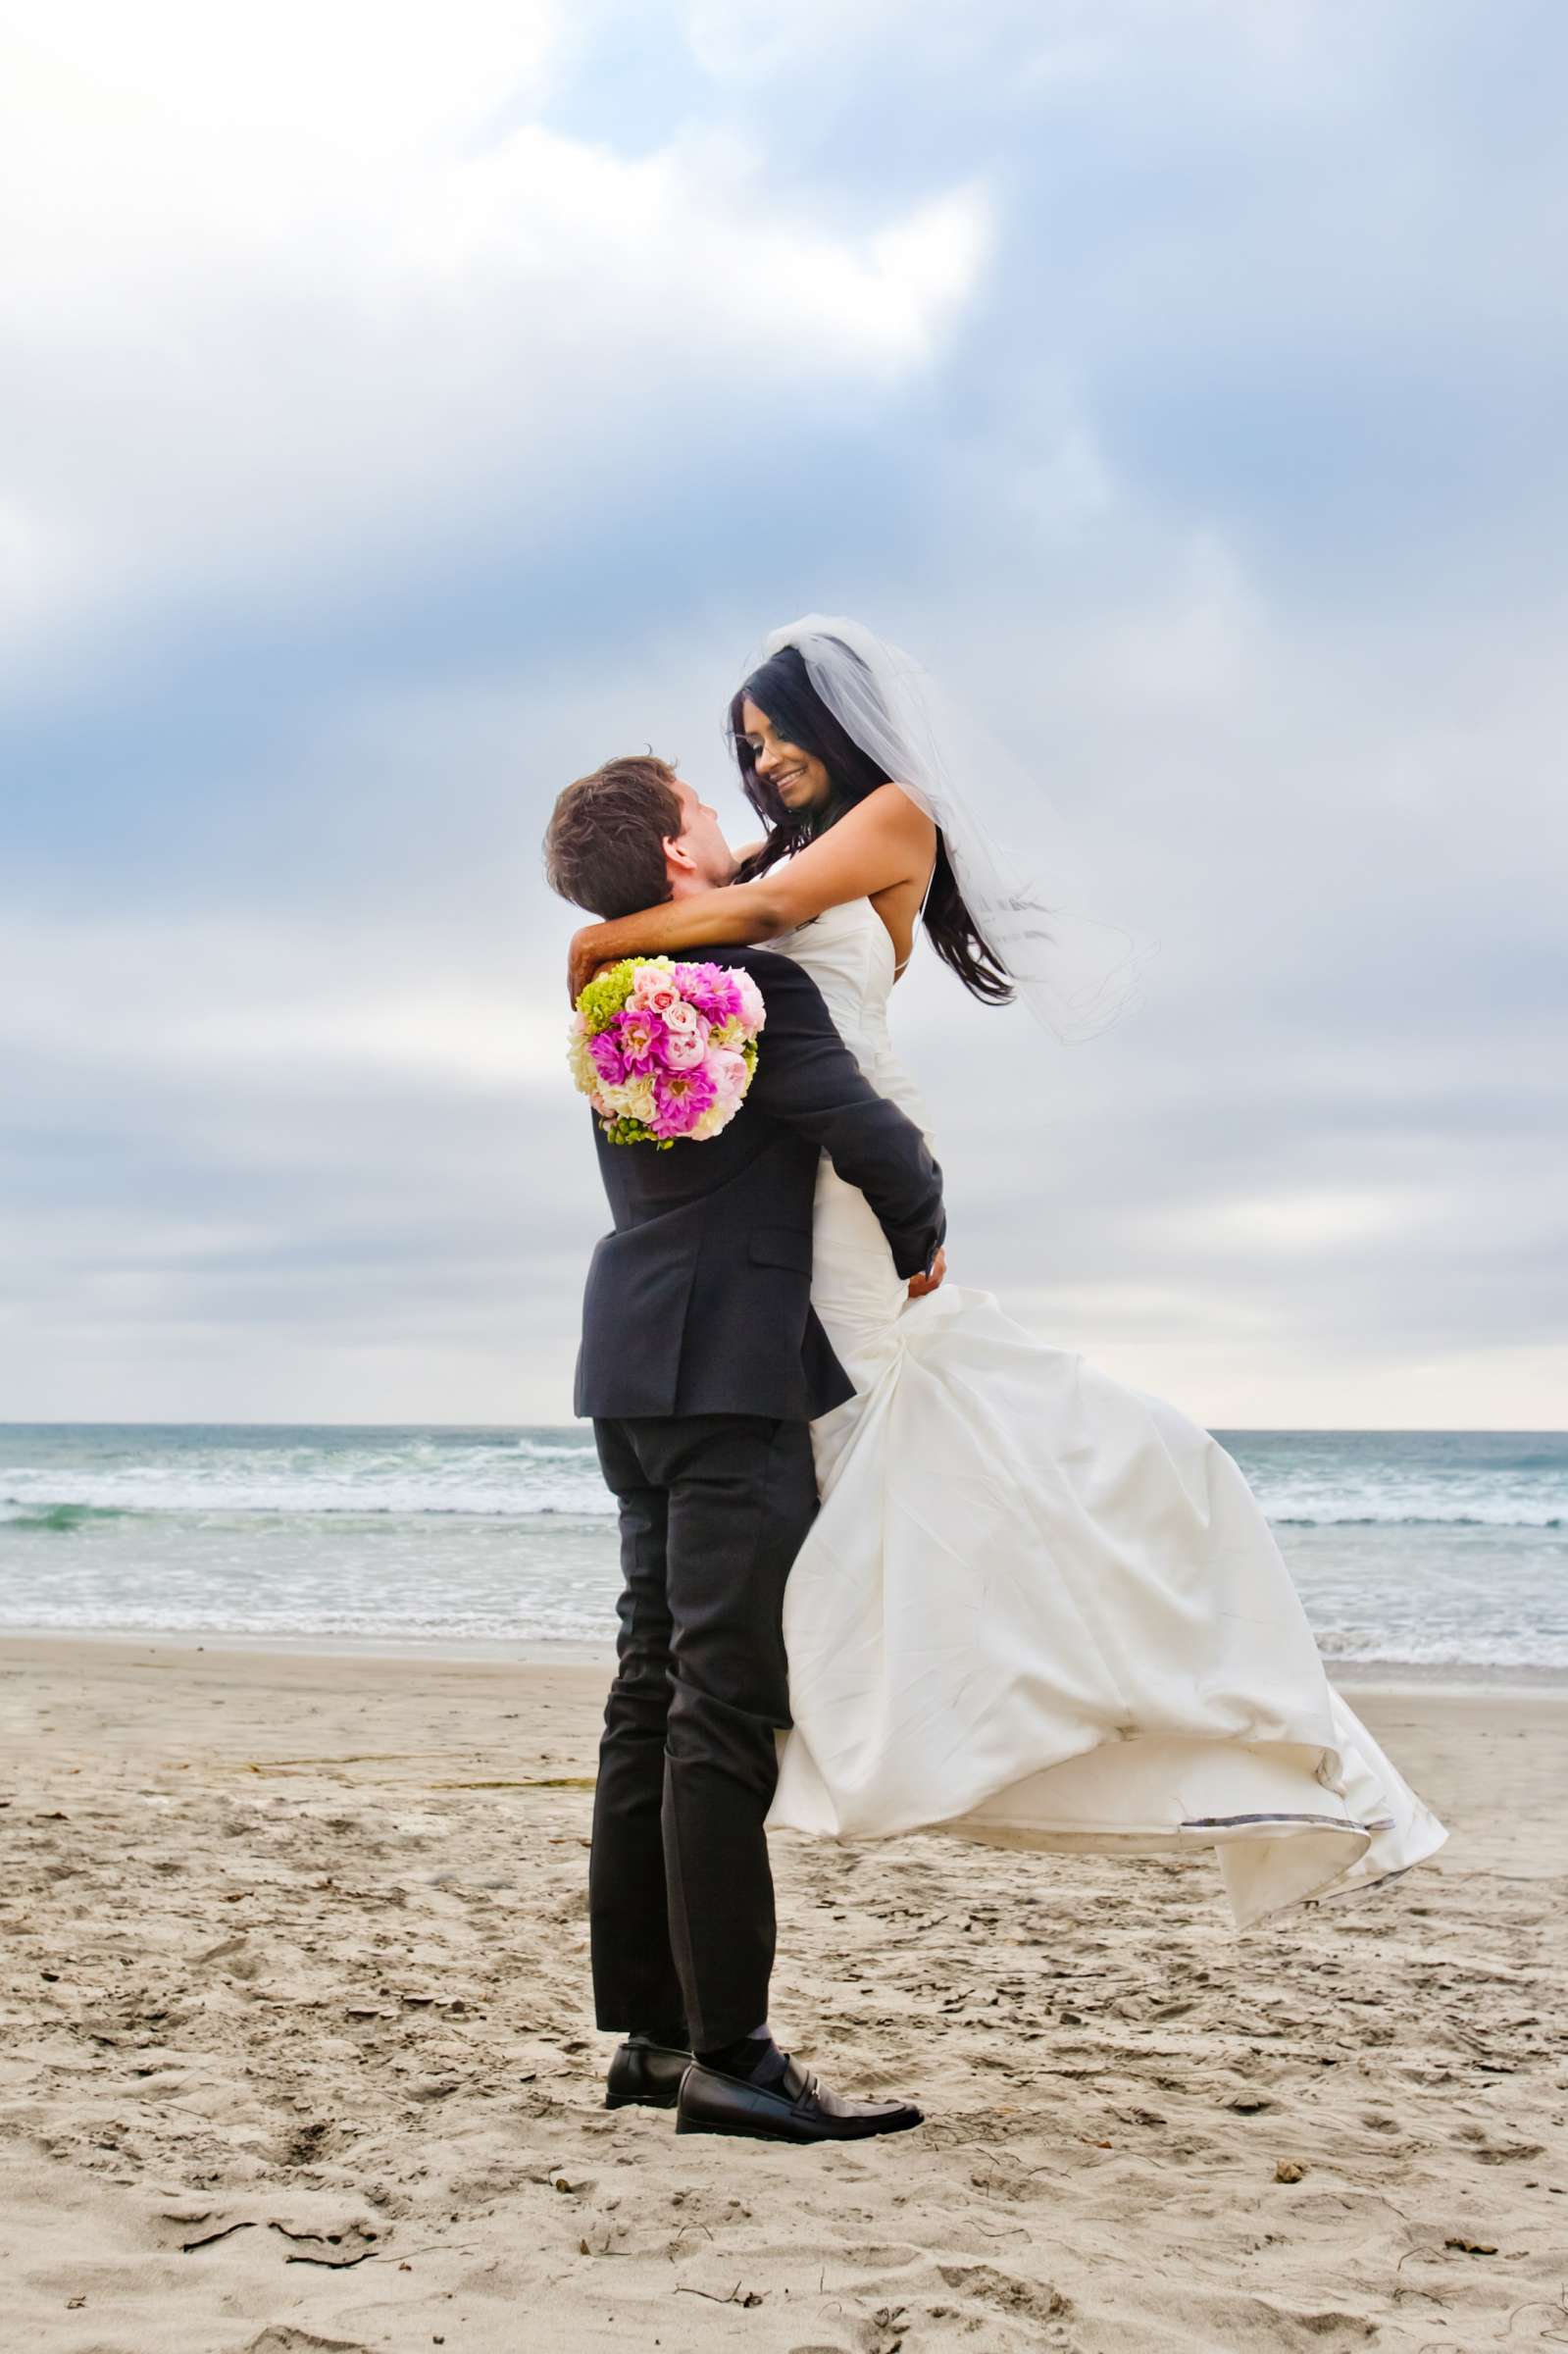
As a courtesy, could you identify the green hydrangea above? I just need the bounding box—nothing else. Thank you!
[605,1117,675,1151]
[576,954,678,1037]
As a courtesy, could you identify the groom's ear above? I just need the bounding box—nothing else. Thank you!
[662,827,696,881]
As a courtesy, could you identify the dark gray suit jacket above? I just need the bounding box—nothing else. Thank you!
[575,945,944,1422]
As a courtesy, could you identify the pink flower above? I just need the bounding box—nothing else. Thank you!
[614,1007,666,1074]
[659,1005,710,1068]
[630,965,682,1016]
[731,969,766,1033]
[588,1030,628,1087]
[673,962,740,1024]
[651,1065,717,1137]
[707,1046,750,1101]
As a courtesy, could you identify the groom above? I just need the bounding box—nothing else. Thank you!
[543,754,945,2142]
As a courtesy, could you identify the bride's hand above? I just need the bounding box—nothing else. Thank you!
[908,1246,946,1300]
[568,926,611,1003]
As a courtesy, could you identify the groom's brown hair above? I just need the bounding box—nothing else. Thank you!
[543,754,683,917]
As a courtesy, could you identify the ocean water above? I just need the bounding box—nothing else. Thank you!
[1,1423,1564,1675]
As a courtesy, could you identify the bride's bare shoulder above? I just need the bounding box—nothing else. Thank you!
[870,780,933,825]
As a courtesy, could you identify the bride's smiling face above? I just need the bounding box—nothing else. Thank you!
[739,698,833,817]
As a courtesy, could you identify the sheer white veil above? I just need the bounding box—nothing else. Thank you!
[755,614,1145,1043]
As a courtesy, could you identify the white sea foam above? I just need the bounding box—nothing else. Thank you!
[2,1423,1564,1669]
[4,1427,1564,1529]
[0,1430,616,1520]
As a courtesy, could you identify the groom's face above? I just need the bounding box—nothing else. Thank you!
[666,778,737,893]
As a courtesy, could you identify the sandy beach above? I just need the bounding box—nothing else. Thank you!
[1,1638,1564,2353]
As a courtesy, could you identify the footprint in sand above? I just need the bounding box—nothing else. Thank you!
[244,2332,372,2354]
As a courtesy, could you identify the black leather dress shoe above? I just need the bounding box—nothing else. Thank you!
[676,2053,923,2142]
[604,2033,693,2111]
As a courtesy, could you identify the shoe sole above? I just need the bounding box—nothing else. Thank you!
[605,2089,682,2111]
[676,2109,922,2142]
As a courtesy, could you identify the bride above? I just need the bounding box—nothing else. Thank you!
[564,615,1445,1927]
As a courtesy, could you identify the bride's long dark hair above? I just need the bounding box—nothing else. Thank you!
[729,646,1014,1005]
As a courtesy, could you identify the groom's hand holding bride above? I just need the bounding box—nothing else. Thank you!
[907,1245,946,1299]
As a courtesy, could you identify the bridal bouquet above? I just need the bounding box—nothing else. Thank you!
[569,957,765,1147]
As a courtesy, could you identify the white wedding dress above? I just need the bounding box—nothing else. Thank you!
[765,898,1446,1927]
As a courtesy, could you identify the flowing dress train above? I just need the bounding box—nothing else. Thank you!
[765,899,1445,1928]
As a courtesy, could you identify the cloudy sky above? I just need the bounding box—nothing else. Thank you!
[3,0,1564,1430]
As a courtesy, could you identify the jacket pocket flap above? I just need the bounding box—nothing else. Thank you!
[748,1227,813,1274]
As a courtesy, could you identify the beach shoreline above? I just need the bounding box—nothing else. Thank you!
[2,1621,1566,1692]
[2,1635,1565,2351]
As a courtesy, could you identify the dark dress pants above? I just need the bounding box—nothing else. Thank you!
[588,1412,818,2052]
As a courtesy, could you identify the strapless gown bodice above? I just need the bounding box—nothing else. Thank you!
[773,898,930,1129]
[764,898,1445,1929]
[770,902,934,1427]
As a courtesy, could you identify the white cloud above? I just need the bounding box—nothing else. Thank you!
[683,0,912,79]
[1156,1187,1424,1255]
[684,0,1329,88]
[0,5,989,684]
[0,910,564,1094]
[4,1,562,155]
